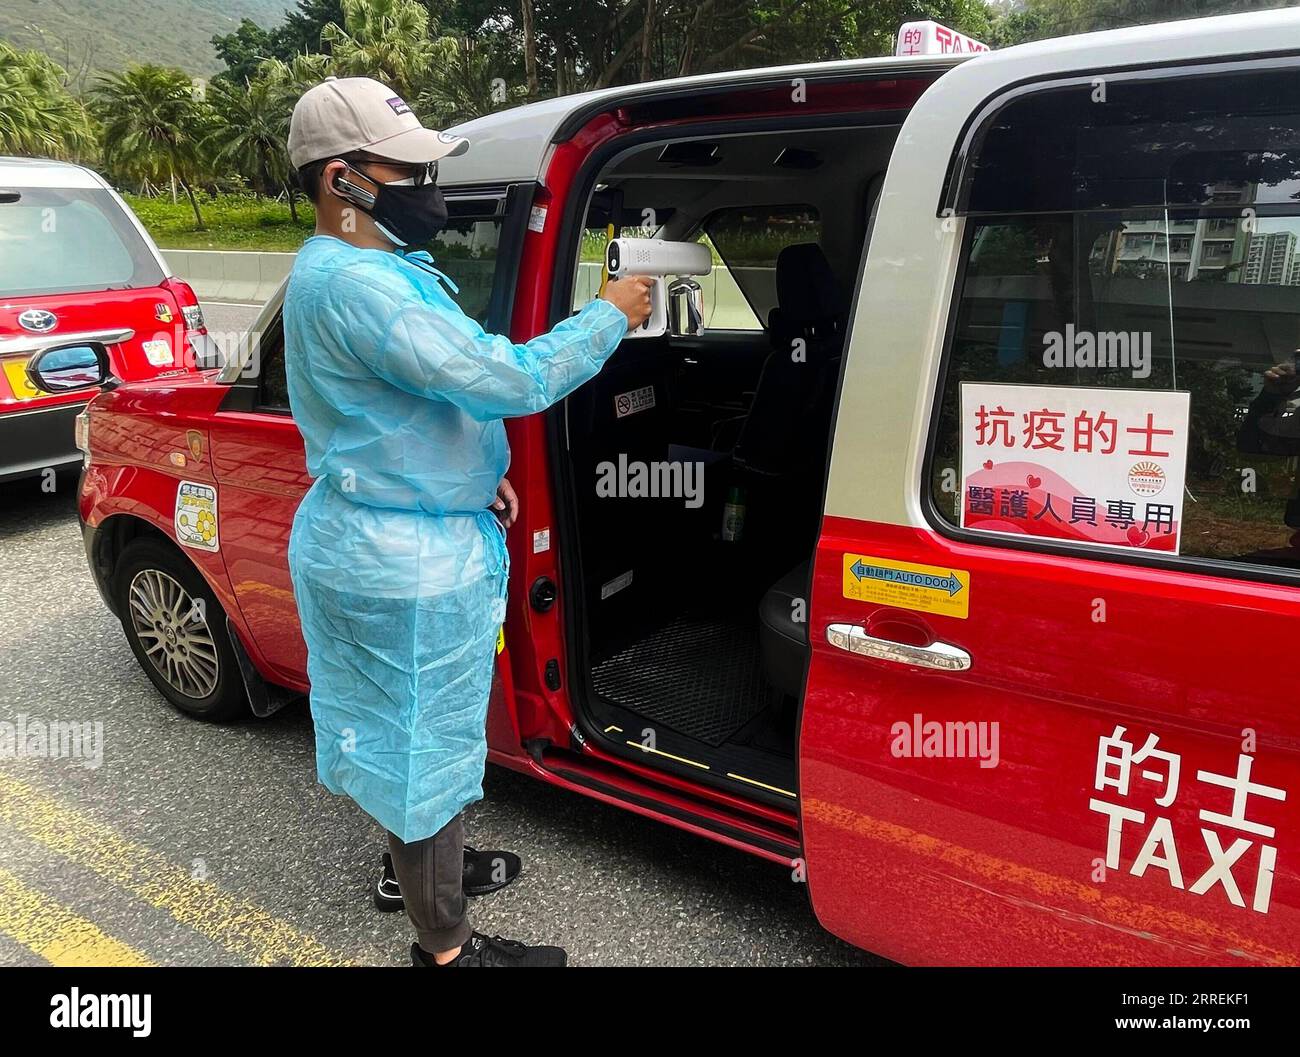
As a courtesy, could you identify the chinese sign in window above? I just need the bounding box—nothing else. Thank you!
[959,382,1191,553]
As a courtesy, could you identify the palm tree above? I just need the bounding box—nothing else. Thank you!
[255,52,333,102]
[92,65,211,229]
[321,0,438,102]
[0,42,94,158]
[418,37,526,128]
[207,77,302,222]
[253,52,332,213]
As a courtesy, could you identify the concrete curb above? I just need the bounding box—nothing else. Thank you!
[164,249,295,304]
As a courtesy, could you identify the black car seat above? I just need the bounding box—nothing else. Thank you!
[747,248,853,698]
[755,184,886,700]
[729,243,847,569]
[732,243,846,478]
[758,560,811,698]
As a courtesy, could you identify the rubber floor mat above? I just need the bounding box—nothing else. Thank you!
[589,615,780,746]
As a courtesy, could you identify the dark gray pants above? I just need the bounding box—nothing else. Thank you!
[386,812,471,953]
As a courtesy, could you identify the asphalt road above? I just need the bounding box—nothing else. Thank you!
[0,310,880,966]
[200,301,263,359]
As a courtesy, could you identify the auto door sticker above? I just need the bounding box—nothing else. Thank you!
[614,385,655,419]
[842,555,969,619]
[175,481,219,552]
[1091,725,1288,914]
[960,383,1191,554]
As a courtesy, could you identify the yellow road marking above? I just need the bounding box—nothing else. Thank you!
[625,740,710,769]
[0,772,350,966]
[726,773,798,798]
[0,865,153,967]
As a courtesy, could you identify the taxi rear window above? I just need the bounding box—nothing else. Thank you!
[952,63,1300,217]
[0,186,163,297]
[930,59,1300,582]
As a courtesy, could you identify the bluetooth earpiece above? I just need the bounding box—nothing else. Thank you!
[330,163,377,209]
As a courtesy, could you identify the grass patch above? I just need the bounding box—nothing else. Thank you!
[122,193,316,253]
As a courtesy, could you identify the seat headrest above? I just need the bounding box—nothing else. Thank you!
[774,243,843,325]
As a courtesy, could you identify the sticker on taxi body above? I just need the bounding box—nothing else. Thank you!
[842,554,970,619]
[142,339,174,367]
[175,481,219,551]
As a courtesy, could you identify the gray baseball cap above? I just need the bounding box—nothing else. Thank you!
[288,76,469,169]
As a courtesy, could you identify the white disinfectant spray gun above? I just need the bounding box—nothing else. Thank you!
[604,238,713,338]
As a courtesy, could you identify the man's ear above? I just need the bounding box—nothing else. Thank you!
[321,159,350,201]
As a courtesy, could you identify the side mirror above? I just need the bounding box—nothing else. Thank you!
[26,342,110,394]
[667,277,706,338]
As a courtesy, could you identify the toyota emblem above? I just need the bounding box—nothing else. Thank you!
[17,309,57,333]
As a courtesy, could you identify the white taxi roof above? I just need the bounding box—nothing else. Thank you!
[437,53,964,187]
[0,156,109,190]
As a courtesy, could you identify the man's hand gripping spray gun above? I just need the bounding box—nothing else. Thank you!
[603,238,713,338]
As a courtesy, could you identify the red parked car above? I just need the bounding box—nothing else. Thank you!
[1,157,207,481]
[58,12,1300,965]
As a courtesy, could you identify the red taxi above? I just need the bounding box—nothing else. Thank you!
[54,12,1300,965]
[0,157,206,481]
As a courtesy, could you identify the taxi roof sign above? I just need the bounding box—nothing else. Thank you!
[896,20,990,57]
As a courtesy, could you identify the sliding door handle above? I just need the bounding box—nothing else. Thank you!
[826,623,971,672]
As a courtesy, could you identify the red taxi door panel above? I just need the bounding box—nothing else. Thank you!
[802,518,1299,966]
[207,335,312,687]
[799,57,1300,966]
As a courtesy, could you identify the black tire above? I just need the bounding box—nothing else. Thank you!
[113,538,248,722]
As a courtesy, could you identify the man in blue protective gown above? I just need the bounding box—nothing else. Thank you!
[284,77,652,967]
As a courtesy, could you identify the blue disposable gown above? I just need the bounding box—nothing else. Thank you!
[283,235,626,842]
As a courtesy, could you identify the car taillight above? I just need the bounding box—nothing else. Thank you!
[181,303,205,332]
[75,407,91,462]
[162,277,210,371]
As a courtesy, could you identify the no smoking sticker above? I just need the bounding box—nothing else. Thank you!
[614,385,655,419]
[175,481,219,551]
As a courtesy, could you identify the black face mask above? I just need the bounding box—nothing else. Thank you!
[334,164,448,247]
[368,181,449,247]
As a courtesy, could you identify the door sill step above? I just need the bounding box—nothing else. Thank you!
[538,747,801,863]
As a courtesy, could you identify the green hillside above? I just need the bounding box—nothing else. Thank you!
[0,0,293,81]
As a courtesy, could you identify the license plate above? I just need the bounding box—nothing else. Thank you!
[2,358,41,401]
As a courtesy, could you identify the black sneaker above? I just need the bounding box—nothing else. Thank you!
[463,844,522,896]
[411,932,566,967]
[375,853,404,912]
[375,846,522,912]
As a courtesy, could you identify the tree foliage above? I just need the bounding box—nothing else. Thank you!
[206,76,303,219]
[91,64,212,227]
[11,0,1298,235]
[989,0,1298,45]
[0,42,94,158]
[322,0,441,101]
